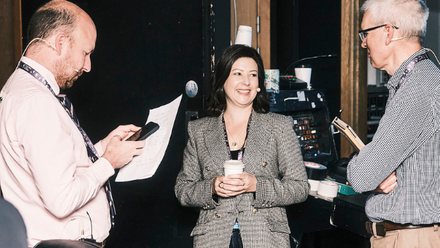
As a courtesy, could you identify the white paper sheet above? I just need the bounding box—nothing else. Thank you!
[115,95,182,182]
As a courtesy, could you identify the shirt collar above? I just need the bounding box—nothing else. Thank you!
[387,48,427,90]
[21,56,61,95]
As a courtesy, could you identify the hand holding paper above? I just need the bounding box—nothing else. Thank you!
[115,95,182,182]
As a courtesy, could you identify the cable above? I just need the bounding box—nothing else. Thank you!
[234,0,237,36]
[283,54,338,75]
[330,109,343,161]
[86,211,93,240]
[85,211,95,242]
[424,47,440,67]
[0,38,41,98]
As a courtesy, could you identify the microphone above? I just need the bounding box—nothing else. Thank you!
[33,38,80,73]
[60,57,80,73]
[283,54,338,75]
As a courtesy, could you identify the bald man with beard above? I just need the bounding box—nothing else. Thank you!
[0,1,145,246]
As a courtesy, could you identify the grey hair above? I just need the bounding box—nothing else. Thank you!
[361,0,429,44]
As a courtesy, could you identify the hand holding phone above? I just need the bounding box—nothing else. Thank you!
[126,122,160,141]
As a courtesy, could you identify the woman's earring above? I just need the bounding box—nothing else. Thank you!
[257,88,261,92]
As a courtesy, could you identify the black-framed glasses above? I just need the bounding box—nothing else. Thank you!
[359,24,399,41]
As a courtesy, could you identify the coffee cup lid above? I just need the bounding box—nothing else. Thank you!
[223,160,244,168]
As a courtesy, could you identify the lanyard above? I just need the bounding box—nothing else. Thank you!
[395,53,429,93]
[222,113,252,161]
[18,61,99,162]
[19,61,117,226]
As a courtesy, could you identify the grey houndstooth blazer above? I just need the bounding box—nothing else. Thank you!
[175,111,310,248]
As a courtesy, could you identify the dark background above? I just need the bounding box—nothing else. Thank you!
[273,0,341,121]
[273,0,342,159]
[22,1,227,247]
[21,0,347,247]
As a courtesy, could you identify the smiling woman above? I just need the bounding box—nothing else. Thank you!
[174,44,310,248]
[223,57,259,112]
[205,45,269,117]
[206,45,269,153]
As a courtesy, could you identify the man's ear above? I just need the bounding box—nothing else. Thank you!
[53,33,68,56]
[384,25,394,46]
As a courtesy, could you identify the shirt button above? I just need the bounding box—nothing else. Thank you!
[205,166,210,171]
[262,162,267,167]
[215,213,221,218]
[253,208,258,214]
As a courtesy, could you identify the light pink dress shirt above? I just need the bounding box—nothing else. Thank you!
[0,57,115,247]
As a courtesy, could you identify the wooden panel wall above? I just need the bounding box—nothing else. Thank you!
[0,0,22,89]
[340,0,368,158]
[230,0,271,68]
[257,0,270,69]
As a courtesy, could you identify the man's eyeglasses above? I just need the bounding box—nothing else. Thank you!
[359,24,399,41]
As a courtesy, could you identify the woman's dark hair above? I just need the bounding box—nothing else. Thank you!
[206,44,270,116]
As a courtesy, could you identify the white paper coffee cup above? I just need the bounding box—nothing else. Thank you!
[235,25,252,47]
[223,160,244,177]
[295,67,312,84]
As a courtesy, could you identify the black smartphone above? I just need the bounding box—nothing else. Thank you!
[126,122,160,141]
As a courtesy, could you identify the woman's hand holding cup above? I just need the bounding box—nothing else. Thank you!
[211,160,256,197]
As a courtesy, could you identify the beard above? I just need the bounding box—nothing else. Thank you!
[54,58,83,90]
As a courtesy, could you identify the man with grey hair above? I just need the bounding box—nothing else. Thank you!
[347,0,440,247]
[0,0,145,246]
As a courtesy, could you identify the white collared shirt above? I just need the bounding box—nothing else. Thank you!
[0,57,114,247]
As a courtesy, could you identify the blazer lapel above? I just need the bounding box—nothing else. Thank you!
[203,114,230,175]
[242,112,271,175]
